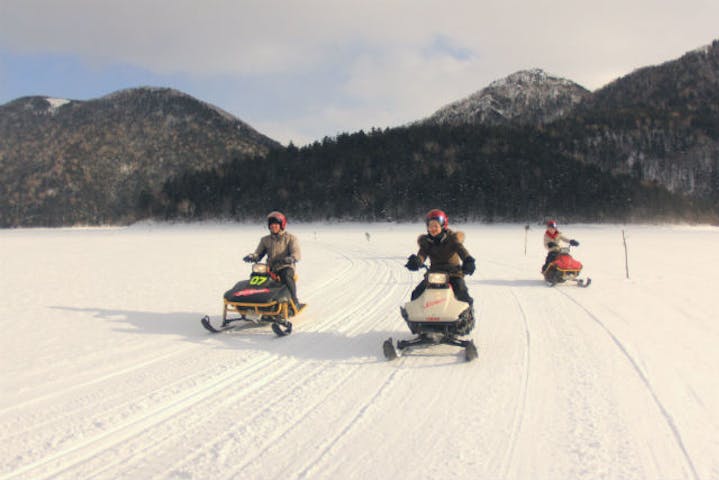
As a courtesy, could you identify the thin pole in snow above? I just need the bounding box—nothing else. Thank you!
[524,224,530,256]
[622,229,630,279]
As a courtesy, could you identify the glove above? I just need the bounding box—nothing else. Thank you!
[462,256,476,275]
[569,239,579,246]
[283,256,295,265]
[405,254,422,271]
[243,253,257,263]
[547,242,557,248]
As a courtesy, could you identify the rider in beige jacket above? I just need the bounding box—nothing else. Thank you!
[244,211,302,306]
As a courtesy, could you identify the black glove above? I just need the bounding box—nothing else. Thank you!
[405,254,422,271]
[547,242,557,248]
[569,239,579,246]
[462,256,476,275]
[283,256,295,265]
[243,254,257,263]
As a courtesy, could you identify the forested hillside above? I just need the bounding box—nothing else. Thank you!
[151,124,702,223]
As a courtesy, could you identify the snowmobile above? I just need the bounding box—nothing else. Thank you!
[201,262,306,336]
[542,245,591,287]
[383,268,478,362]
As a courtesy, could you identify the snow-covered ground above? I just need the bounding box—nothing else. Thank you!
[1,222,718,480]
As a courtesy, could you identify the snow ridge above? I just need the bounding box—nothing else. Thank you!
[45,97,71,113]
[423,68,590,127]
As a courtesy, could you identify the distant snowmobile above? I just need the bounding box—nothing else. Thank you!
[542,245,591,287]
[383,268,478,361]
[201,262,307,336]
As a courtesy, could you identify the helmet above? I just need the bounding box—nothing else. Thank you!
[546,219,558,229]
[267,211,287,230]
[425,209,448,229]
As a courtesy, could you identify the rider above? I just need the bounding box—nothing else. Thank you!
[243,211,303,308]
[405,209,475,306]
[542,219,579,273]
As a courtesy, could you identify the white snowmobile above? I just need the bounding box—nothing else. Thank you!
[383,267,478,361]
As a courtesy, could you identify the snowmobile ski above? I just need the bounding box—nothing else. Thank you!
[465,341,479,361]
[271,320,293,337]
[201,315,234,333]
[382,338,399,360]
[383,335,477,362]
[201,315,274,334]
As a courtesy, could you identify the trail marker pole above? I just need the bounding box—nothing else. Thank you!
[622,229,630,279]
[524,224,530,256]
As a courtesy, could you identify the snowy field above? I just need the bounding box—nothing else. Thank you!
[1,222,718,480]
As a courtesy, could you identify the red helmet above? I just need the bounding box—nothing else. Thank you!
[425,209,448,229]
[267,211,287,230]
[546,219,558,229]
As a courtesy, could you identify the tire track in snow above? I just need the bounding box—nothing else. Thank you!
[40,239,403,480]
[302,285,487,477]
[0,353,287,480]
[209,242,411,480]
[48,245,364,480]
[84,361,332,480]
[294,363,406,479]
[3,233,418,480]
[482,256,638,478]
[47,247,372,480]
[498,287,532,479]
[556,288,701,480]
[0,344,215,443]
[209,362,388,480]
[487,253,700,479]
[0,343,198,417]
[299,240,410,337]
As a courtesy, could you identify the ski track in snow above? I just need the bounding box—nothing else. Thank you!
[1,224,717,480]
[555,288,700,480]
[500,286,532,479]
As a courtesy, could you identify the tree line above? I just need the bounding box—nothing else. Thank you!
[142,123,707,224]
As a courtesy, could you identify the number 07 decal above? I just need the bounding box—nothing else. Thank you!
[250,276,268,286]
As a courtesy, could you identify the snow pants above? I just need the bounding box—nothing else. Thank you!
[277,267,299,305]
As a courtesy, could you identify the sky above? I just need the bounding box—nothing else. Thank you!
[1,1,717,146]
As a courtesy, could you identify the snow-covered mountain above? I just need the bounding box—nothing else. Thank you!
[554,39,719,200]
[420,41,719,205]
[423,69,590,127]
[0,87,281,226]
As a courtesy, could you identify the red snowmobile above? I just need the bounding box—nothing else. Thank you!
[542,246,591,287]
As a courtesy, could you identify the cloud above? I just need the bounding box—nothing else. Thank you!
[3,1,717,82]
[1,0,718,145]
[2,0,717,84]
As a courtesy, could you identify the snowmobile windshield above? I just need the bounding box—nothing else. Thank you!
[252,263,269,274]
[427,272,449,285]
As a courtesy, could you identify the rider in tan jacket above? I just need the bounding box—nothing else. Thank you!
[244,211,302,306]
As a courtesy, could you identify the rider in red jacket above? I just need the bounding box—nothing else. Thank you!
[541,220,579,273]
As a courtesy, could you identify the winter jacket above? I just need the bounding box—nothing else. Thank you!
[416,228,471,277]
[253,230,301,272]
[543,229,570,252]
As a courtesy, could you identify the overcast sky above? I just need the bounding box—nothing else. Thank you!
[1,0,717,145]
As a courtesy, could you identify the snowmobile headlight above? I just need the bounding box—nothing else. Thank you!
[427,272,449,285]
[252,263,269,274]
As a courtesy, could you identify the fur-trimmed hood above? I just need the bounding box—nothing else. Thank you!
[416,228,471,276]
